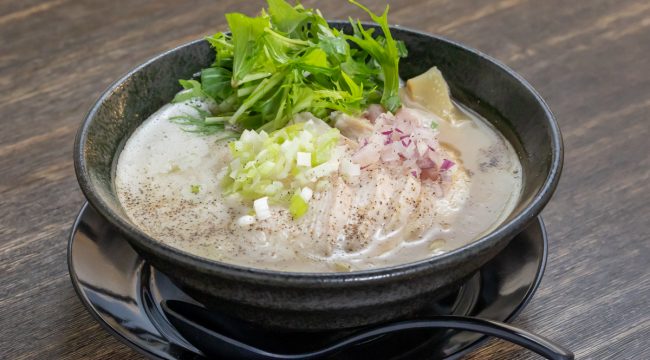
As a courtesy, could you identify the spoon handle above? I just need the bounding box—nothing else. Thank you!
[162,300,573,360]
[327,316,574,360]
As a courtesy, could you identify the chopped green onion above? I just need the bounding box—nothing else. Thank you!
[222,120,340,216]
[289,193,309,219]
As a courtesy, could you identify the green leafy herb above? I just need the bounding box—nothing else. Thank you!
[190,184,201,194]
[173,0,407,135]
[172,80,209,103]
[169,105,239,139]
[346,0,405,112]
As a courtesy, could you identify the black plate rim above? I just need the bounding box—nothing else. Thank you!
[67,202,166,360]
[445,216,548,359]
[68,202,548,359]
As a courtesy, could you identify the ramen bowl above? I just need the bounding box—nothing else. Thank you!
[74,23,562,330]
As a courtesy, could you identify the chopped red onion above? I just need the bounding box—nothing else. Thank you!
[417,157,436,169]
[440,159,455,171]
[352,107,449,183]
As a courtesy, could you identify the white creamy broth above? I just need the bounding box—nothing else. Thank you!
[115,99,522,272]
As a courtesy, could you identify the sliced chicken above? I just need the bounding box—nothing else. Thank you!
[332,112,374,140]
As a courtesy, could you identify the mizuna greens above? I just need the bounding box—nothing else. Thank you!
[172,0,407,135]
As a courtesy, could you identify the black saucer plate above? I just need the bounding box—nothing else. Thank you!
[68,203,548,359]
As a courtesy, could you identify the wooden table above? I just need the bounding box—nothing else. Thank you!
[1,0,648,358]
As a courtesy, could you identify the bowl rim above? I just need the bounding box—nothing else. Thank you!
[74,23,563,285]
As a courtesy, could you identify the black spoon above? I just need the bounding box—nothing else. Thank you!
[161,300,573,360]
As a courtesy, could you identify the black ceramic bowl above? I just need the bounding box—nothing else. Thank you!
[74,23,562,331]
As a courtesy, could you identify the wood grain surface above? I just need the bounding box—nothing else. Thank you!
[1,0,648,359]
